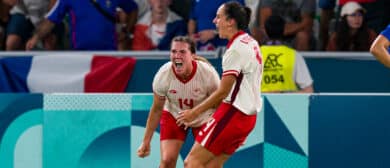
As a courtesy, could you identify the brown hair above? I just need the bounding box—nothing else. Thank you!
[223,1,251,30]
[171,36,196,54]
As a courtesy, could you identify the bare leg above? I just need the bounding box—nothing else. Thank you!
[206,153,230,168]
[184,142,215,168]
[160,139,184,168]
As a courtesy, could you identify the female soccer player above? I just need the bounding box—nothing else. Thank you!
[177,2,263,167]
[137,36,220,168]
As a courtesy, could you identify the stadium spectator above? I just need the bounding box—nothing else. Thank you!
[3,0,63,50]
[26,0,138,50]
[116,8,138,50]
[245,0,260,36]
[134,0,150,18]
[188,0,245,51]
[169,0,191,21]
[178,2,262,167]
[326,2,377,51]
[261,15,313,93]
[370,24,390,67]
[137,36,220,168]
[131,0,187,50]
[318,0,386,50]
[0,1,11,50]
[256,0,316,51]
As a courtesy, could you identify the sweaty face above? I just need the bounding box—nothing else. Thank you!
[170,41,194,77]
[213,5,230,39]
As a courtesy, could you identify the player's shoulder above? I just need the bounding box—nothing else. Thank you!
[196,60,217,72]
[231,33,258,49]
[155,62,173,77]
[159,62,172,71]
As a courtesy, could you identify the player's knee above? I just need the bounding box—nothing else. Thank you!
[160,156,177,168]
[184,157,202,168]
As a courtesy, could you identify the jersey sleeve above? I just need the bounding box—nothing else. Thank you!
[381,24,390,41]
[222,49,245,77]
[152,63,170,97]
[45,0,68,24]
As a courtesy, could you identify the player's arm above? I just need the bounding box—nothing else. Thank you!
[178,74,235,125]
[370,35,390,68]
[137,92,165,157]
[197,74,235,113]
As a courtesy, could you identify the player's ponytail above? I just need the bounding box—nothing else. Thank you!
[194,55,212,66]
[224,1,251,30]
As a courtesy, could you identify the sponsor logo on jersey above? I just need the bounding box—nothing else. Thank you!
[169,89,177,94]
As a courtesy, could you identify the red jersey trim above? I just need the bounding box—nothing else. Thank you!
[222,70,239,77]
[226,31,246,49]
[172,60,197,84]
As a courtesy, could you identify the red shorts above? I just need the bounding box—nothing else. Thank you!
[195,102,257,155]
[160,111,201,141]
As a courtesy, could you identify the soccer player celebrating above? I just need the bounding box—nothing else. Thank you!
[177,2,263,167]
[137,36,220,168]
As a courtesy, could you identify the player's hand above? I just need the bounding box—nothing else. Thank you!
[177,109,198,128]
[137,142,151,158]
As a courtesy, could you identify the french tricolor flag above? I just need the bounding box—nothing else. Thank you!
[0,54,136,92]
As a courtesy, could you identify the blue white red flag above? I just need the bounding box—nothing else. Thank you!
[0,55,136,92]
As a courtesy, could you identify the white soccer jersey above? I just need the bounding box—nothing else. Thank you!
[222,31,263,115]
[153,60,220,127]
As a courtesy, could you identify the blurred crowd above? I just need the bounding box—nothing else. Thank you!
[0,0,389,52]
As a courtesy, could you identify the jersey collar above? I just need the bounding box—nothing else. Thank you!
[172,60,197,84]
[227,31,246,49]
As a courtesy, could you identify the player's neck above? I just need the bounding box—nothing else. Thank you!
[227,29,240,40]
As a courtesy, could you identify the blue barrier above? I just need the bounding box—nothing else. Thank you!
[1,93,389,167]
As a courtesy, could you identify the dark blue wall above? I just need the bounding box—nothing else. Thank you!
[309,95,390,168]
[126,57,390,93]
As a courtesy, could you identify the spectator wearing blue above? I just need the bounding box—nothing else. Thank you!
[188,0,245,51]
[370,24,390,68]
[131,0,186,50]
[261,15,313,93]
[26,0,138,50]
[4,0,63,50]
